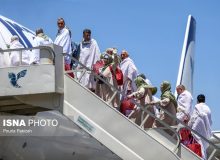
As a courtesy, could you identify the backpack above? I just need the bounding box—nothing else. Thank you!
[120,98,135,116]
[187,139,202,158]
[70,42,80,69]
[71,42,80,59]
[109,65,123,86]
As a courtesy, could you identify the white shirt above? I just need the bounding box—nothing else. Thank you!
[54,27,72,64]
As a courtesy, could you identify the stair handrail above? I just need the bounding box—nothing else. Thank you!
[64,54,182,152]
[0,46,55,65]
[65,54,220,159]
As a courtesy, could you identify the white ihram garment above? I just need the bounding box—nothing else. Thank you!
[10,40,30,66]
[54,27,72,64]
[176,90,193,121]
[32,36,53,63]
[0,51,10,67]
[78,39,100,89]
[188,103,212,159]
[120,57,138,95]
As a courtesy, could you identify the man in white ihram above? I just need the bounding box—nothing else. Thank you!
[78,29,100,91]
[176,84,193,122]
[54,18,72,71]
[188,94,212,160]
[32,28,53,64]
[120,50,138,95]
[9,35,30,66]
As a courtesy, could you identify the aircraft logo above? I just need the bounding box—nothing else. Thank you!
[8,69,27,88]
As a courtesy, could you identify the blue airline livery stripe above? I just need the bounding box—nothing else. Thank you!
[6,20,33,48]
[0,17,33,48]
[0,17,26,47]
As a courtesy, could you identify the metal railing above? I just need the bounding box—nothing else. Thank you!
[64,55,181,151]
[65,54,220,159]
[0,46,55,66]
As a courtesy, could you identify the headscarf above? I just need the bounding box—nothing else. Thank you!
[160,81,177,108]
[102,53,113,71]
[100,53,105,59]
[106,48,114,54]
[134,76,157,95]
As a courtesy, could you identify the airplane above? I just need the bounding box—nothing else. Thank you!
[0,14,219,160]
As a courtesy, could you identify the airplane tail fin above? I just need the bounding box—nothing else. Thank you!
[175,15,196,97]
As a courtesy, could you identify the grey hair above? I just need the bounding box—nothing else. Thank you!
[121,49,129,56]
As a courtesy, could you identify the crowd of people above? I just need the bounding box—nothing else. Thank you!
[0,17,213,159]
[58,18,213,159]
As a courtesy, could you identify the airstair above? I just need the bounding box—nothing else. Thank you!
[63,56,220,160]
[0,46,219,160]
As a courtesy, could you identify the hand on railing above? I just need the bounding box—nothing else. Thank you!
[146,101,158,106]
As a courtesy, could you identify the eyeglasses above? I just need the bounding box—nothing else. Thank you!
[57,22,64,25]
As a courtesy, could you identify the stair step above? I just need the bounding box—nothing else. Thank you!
[145,128,177,151]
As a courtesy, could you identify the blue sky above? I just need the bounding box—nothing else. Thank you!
[1,0,220,130]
